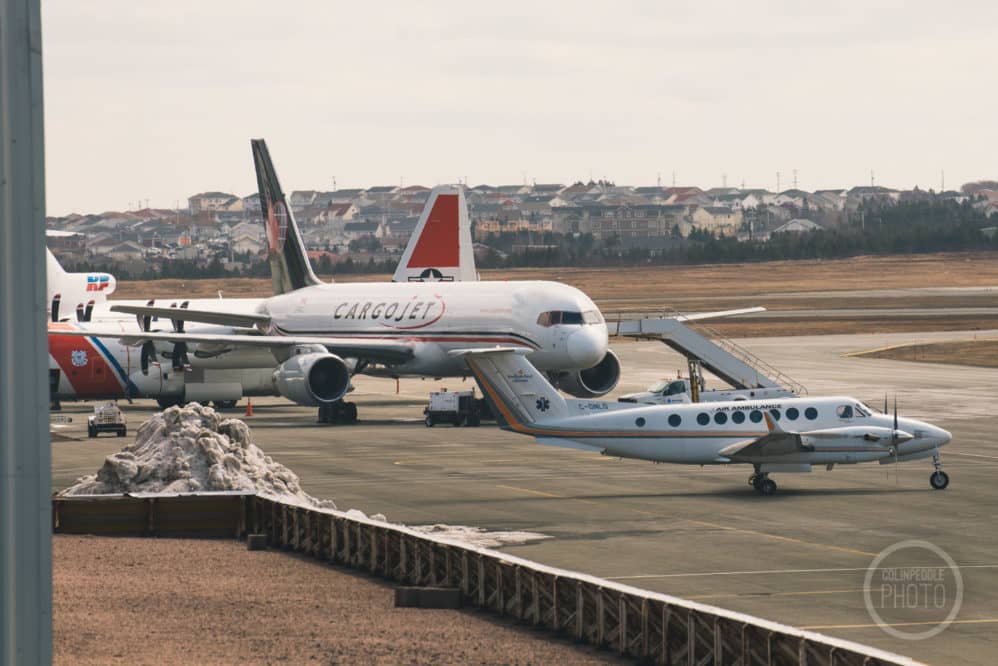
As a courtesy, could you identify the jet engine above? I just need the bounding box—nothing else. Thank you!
[551,349,621,398]
[273,352,351,407]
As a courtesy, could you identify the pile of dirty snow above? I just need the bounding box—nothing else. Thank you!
[61,403,334,509]
[410,524,551,549]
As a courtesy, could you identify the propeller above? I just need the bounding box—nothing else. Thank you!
[171,341,190,371]
[83,300,94,323]
[75,302,85,322]
[140,341,157,375]
[170,302,185,333]
[891,395,900,484]
[51,294,61,323]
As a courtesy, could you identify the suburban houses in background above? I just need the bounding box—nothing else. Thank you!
[45,179,998,274]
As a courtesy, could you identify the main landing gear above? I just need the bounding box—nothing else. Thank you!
[930,451,949,490]
[318,400,358,425]
[749,466,778,496]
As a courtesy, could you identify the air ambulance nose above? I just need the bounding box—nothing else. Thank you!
[567,326,607,368]
[934,426,952,448]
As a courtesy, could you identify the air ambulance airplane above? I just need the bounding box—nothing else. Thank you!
[458,347,953,494]
[47,182,480,413]
[54,139,622,423]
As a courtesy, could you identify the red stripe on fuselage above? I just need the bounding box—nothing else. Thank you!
[49,330,126,398]
[407,194,459,267]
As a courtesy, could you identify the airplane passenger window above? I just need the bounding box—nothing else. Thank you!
[805,407,818,420]
[668,414,681,427]
[635,417,646,427]
[696,412,709,426]
[732,411,745,424]
[786,407,799,420]
[769,409,781,420]
[749,410,763,423]
[836,405,854,419]
[714,412,728,425]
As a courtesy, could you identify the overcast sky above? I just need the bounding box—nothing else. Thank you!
[42,1,997,215]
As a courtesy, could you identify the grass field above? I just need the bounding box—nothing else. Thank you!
[851,338,998,368]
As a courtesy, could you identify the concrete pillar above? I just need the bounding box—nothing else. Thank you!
[0,0,51,663]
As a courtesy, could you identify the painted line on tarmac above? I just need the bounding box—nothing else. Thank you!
[948,452,998,461]
[494,484,614,509]
[689,588,866,601]
[608,564,998,580]
[683,519,878,558]
[801,618,998,631]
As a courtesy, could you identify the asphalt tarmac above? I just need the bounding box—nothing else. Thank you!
[51,329,998,665]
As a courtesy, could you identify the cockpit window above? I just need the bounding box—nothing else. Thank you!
[649,380,669,393]
[664,381,686,396]
[854,403,871,417]
[836,404,854,419]
[536,310,600,327]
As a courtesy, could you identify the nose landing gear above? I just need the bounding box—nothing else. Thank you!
[929,451,949,490]
[749,466,778,496]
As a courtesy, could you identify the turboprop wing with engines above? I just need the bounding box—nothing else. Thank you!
[458,347,953,494]
[62,139,619,423]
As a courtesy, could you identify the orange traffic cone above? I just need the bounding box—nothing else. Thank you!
[245,399,253,417]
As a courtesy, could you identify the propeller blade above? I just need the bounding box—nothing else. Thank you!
[140,341,156,375]
[51,294,61,323]
[171,341,189,371]
[83,300,95,323]
[893,395,898,432]
[75,303,85,322]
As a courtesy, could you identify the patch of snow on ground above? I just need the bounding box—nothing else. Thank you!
[410,524,552,549]
[60,403,334,509]
[61,404,552,548]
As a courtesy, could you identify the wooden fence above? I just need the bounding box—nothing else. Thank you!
[53,493,923,666]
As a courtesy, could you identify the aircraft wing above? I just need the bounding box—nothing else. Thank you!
[718,431,809,461]
[110,305,270,329]
[51,329,415,365]
[674,307,765,322]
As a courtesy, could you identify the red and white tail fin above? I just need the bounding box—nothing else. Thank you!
[393,185,477,283]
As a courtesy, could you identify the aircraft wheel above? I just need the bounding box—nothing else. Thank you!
[759,479,777,496]
[748,474,759,488]
[345,402,358,424]
[930,471,949,490]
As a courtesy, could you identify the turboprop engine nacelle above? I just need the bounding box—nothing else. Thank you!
[552,349,621,398]
[273,352,350,407]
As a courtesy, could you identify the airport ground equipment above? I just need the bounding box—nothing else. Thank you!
[86,403,127,438]
[424,389,482,427]
[611,313,807,395]
[619,376,794,405]
[52,492,921,666]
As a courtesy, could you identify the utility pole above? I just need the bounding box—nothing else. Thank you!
[332,176,336,191]
[940,169,945,192]
[792,169,798,190]
[1,0,52,663]
[776,171,781,192]
[871,169,876,187]
[722,173,727,188]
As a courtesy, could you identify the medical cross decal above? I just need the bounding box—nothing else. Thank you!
[535,397,550,412]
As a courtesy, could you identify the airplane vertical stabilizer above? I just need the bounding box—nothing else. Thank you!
[457,348,569,429]
[393,185,477,283]
[251,138,321,295]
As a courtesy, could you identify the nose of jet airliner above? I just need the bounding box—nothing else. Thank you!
[566,325,608,368]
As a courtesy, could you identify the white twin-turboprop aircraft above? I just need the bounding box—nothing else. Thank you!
[56,139,621,422]
[456,347,953,494]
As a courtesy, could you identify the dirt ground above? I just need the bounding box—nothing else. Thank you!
[114,252,998,301]
[851,338,998,368]
[111,253,998,337]
[54,535,624,666]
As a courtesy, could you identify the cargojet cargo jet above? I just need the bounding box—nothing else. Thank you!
[47,178,481,411]
[55,139,621,423]
[457,347,953,494]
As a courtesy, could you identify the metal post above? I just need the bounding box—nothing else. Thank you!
[0,0,51,663]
